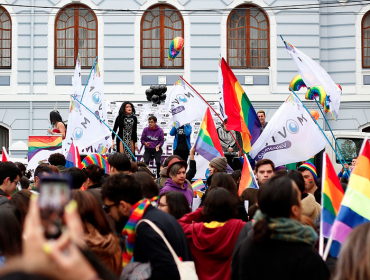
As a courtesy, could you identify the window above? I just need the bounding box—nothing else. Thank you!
[363,12,370,68]
[55,4,97,68]
[141,4,184,69]
[335,138,362,164]
[0,7,11,69]
[0,125,8,153]
[227,5,269,68]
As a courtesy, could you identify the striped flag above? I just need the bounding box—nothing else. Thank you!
[192,178,206,192]
[319,153,345,256]
[65,142,82,169]
[238,157,259,195]
[221,58,261,153]
[330,139,370,257]
[194,107,225,162]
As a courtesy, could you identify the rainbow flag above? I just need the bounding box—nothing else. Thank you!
[65,142,82,169]
[82,153,109,174]
[28,136,62,162]
[221,58,261,153]
[330,139,370,257]
[238,157,258,195]
[194,107,225,163]
[192,178,206,192]
[321,153,345,238]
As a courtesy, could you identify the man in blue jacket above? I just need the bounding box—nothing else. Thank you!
[170,124,192,162]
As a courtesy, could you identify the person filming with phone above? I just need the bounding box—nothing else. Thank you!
[141,116,164,178]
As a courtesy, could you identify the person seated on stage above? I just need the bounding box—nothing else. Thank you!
[217,119,242,170]
[47,110,66,140]
[141,116,164,178]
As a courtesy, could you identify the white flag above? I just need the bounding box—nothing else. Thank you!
[249,94,327,167]
[218,55,226,120]
[62,59,110,155]
[164,78,208,127]
[80,63,112,153]
[284,41,341,120]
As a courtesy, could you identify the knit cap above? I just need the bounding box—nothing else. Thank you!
[209,157,227,172]
[299,162,317,180]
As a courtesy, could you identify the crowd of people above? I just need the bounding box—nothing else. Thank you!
[0,102,364,280]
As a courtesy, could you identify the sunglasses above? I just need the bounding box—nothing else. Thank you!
[102,202,119,213]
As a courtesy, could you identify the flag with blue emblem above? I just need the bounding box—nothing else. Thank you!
[249,94,327,167]
[164,77,208,127]
[62,56,111,156]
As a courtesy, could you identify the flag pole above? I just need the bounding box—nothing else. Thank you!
[313,97,350,176]
[80,56,98,102]
[319,153,326,257]
[290,88,349,174]
[71,95,137,161]
[180,76,248,163]
[322,234,333,261]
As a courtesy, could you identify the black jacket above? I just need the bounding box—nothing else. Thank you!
[232,235,330,280]
[0,189,9,205]
[134,206,192,280]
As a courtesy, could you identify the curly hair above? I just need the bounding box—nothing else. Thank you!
[48,153,66,166]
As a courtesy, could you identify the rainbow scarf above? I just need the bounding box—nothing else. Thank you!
[122,196,158,267]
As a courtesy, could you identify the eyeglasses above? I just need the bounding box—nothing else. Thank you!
[157,203,168,208]
[149,121,155,123]
[102,202,120,213]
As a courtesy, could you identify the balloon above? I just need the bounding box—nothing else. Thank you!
[146,95,152,102]
[150,85,156,90]
[310,110,319,121]
[151,95,159,103]
[173,37,184,51]
[159,85,166,94]
[145,88,153,97]
[162,86,167,93]
[168,37,184,61]
[159,93,166,101]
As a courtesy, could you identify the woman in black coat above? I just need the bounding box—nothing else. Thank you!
[112,101,138,160]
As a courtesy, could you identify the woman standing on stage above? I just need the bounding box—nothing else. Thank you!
[111,101,138,160]
[47,111,66,139]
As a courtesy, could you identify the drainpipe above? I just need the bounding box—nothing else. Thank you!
[30,0,34,135]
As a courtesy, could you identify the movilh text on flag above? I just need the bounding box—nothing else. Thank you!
[221,58,261,153]
[249,94,327,167]
[330,139,370,257]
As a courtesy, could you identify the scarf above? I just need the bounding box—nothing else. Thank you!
[122,196,159,267]
[253,210,318,247]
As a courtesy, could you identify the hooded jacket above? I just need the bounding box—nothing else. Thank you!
[140,125,164,149]
[301,193,321,220]
[178,207,246,280]
[160,178,193,204]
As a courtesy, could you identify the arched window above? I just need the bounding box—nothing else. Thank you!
[0,125,8,153]
[362,12,370,68]
[141,4,184,69]
[55,4,97,68]
[227,5,269,69]
[0,7,11,69]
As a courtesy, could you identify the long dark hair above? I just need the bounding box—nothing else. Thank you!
[118,102,136,121]
[50,111,64,125]
[160,191,190,220]
[0,204,22,258]
[72,190,115,235]
[287,170,307,199]
[83,164,105,184]
[210,173,240,202]
[202,188,238,223]
[253,176,300,242]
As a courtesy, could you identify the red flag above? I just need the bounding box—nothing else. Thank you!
[2,147,9,162]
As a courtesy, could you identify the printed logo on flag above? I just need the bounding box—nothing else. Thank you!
[255,141,292,160]
[286,119,299,134]
[73,128,83,140]
[176,94,188,103]
[92,92,101,104]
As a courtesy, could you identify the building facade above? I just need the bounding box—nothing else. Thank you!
[0,0,369,159]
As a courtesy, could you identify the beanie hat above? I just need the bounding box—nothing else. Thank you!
[209,157,227,172]
[299,162,317,180]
